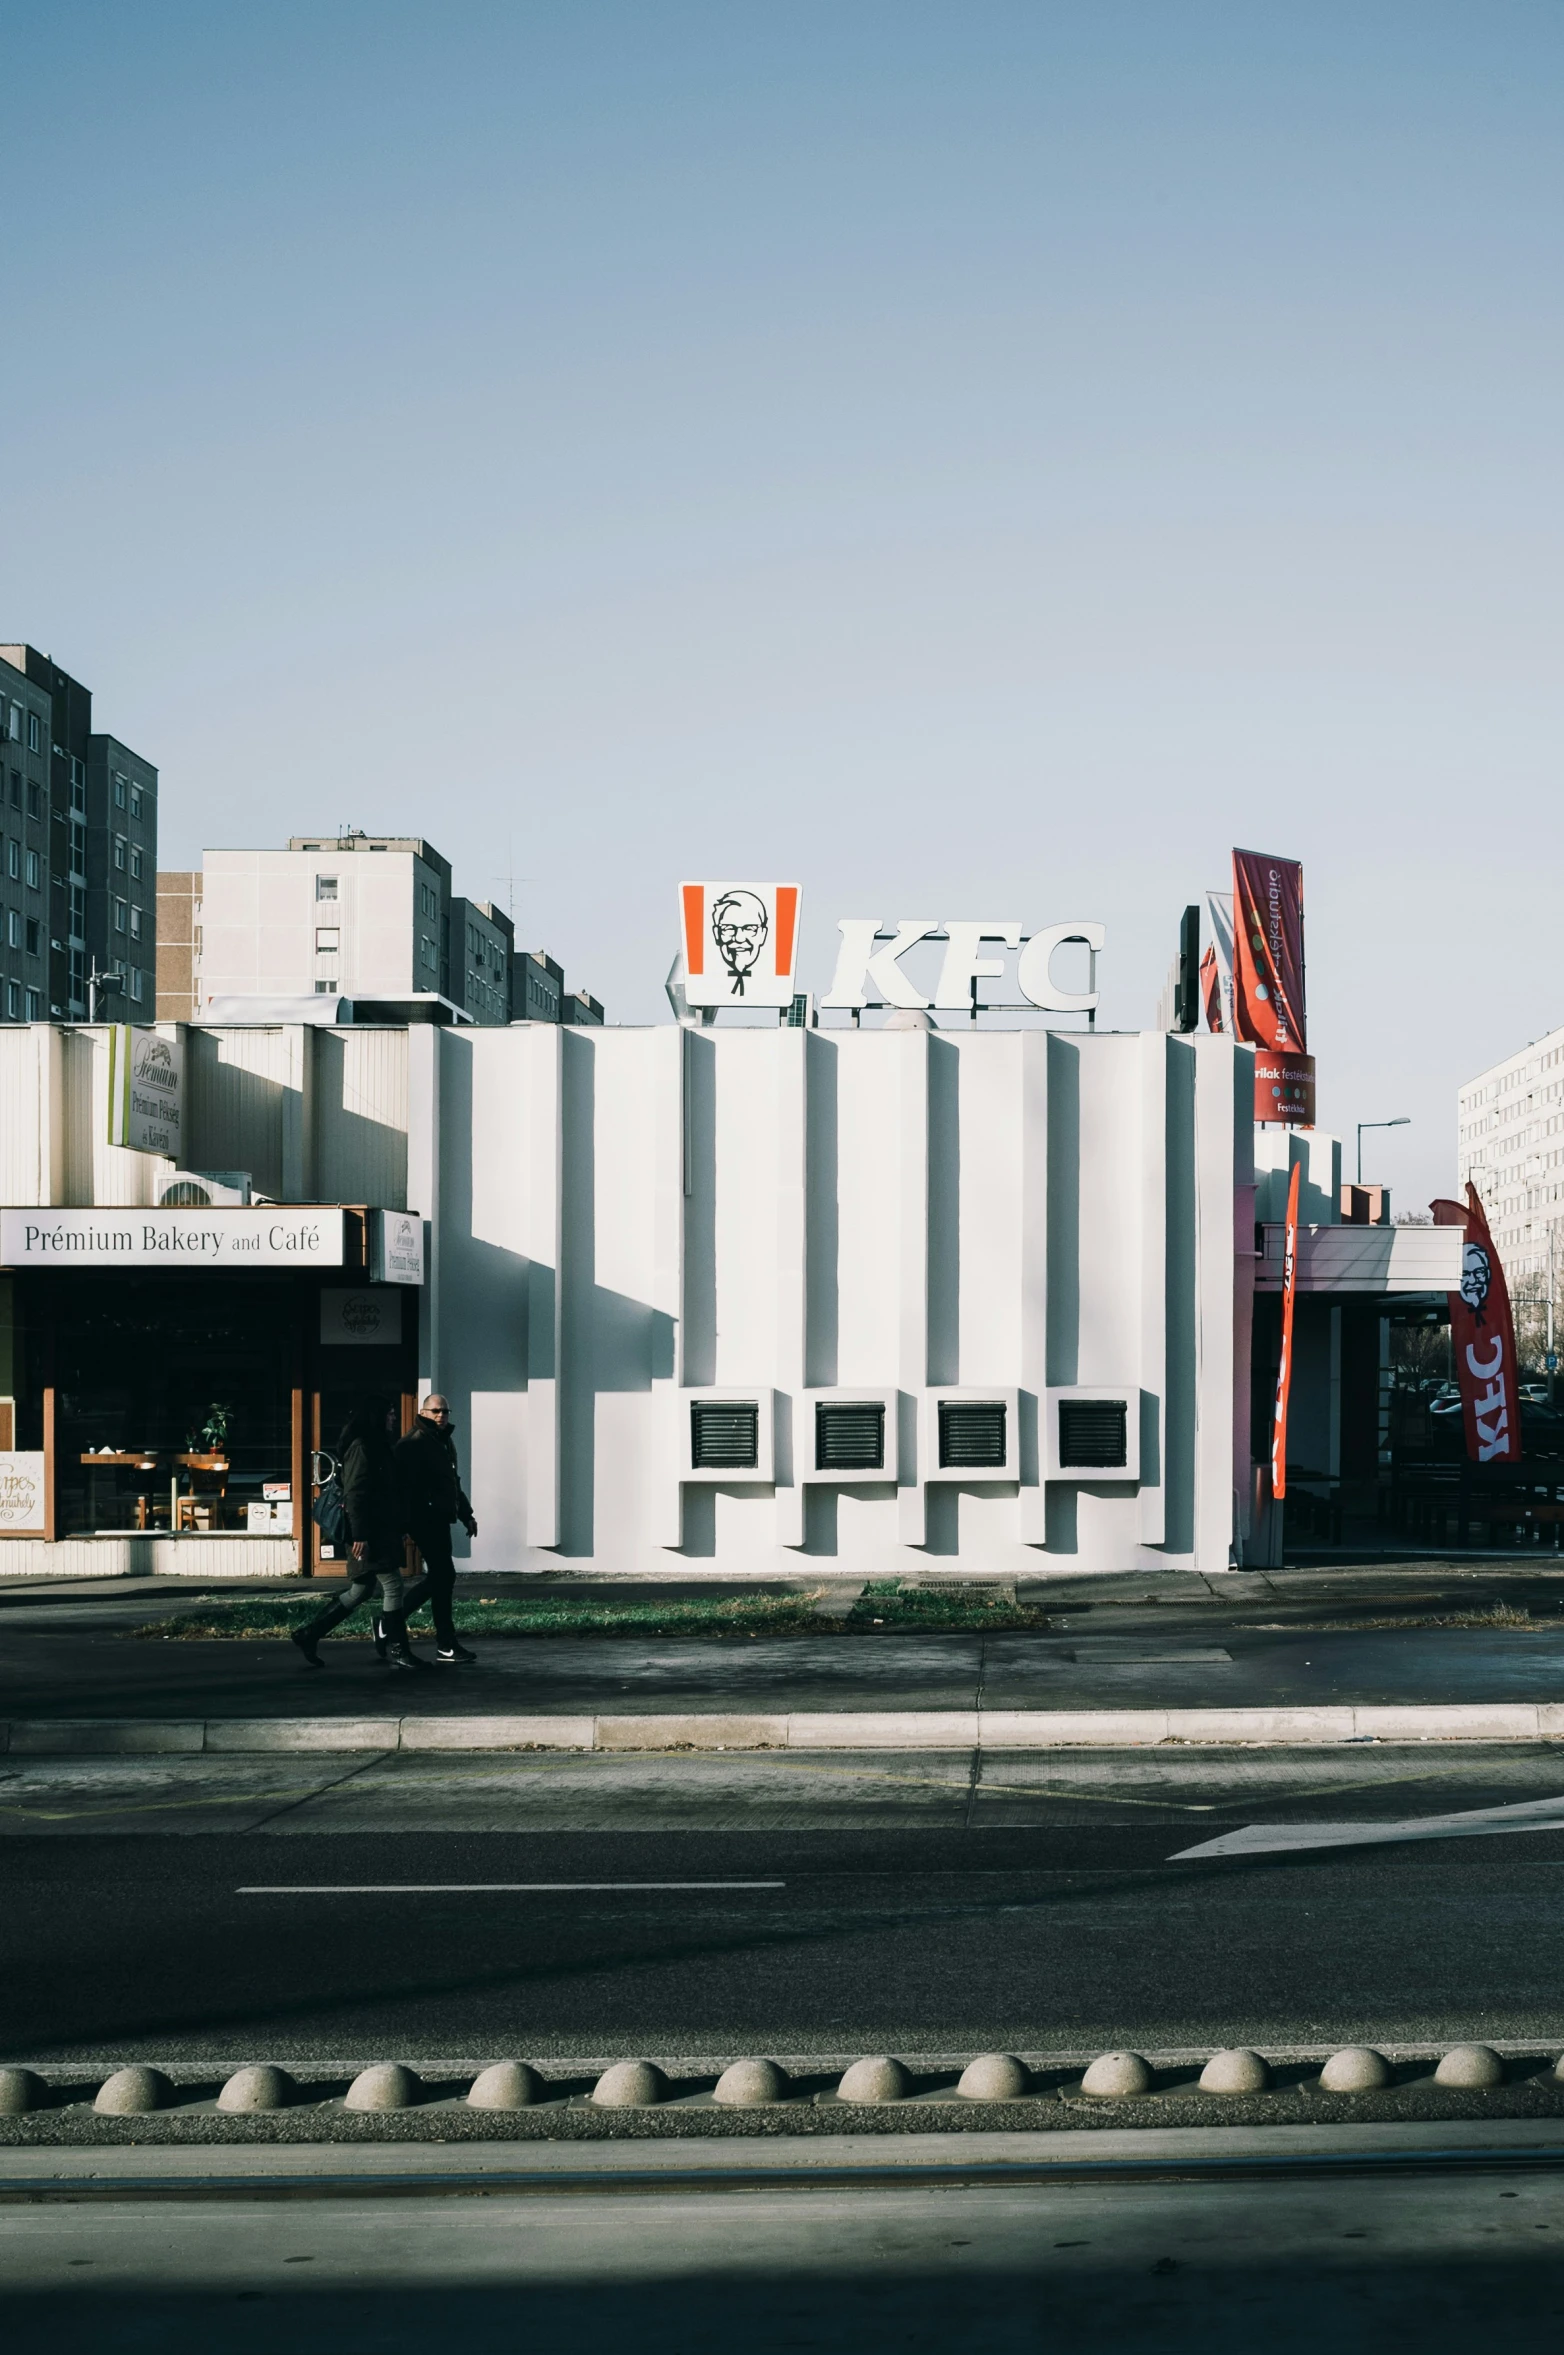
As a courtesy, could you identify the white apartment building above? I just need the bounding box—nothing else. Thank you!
[198,835,453,1011]
[1457,1027,1564,1279]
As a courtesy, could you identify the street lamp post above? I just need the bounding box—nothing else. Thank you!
[1356,1116,1410,1185]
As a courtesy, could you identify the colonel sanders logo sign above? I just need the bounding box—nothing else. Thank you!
[1460,1240,1492,1317]
[679,882,801,1010]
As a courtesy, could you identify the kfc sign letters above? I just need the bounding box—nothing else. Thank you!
[821,920,1104,1013]
[678,888,1104,1017]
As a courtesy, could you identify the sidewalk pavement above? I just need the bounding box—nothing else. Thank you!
[1,1562,1563,1750]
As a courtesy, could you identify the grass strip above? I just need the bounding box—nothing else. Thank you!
[1238,1603,1544,1632]
[132,1582,1054,1641]
[848,1580,1053,1631]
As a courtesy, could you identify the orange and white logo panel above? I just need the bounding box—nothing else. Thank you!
[679,882,801,1008]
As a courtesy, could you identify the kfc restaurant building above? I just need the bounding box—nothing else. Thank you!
[0,884,1461,1578]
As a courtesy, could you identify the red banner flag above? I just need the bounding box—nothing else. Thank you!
[1435,1184,1521,1465]
[1233,850,1315,1123]
[1199,944,1222,1032]
[1233,850,1306,1052]
[1271,1158,1301,1500]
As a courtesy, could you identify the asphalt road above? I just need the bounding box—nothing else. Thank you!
[8,1745,1564,2062]
[7,2164,1564,2352]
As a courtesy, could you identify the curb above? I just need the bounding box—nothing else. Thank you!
[4,1703,1564,1754]
[3,2043,1563,2148]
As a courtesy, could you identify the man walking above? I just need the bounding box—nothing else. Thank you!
[290,1394,433,1673]
[393,1393,478,1665]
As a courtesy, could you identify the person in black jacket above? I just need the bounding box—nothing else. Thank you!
[290,1395,432,1673]
[391,1393,478,1665]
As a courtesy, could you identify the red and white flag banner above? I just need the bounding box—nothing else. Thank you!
[1430,1187,1521,1465]
[1199,944,1222,1033]
[1232,850,1306,1054]
[1271,1158,1301,1499]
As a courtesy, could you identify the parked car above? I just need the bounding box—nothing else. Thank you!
[1429,1384,1464,1417]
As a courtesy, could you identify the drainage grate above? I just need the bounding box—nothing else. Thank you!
[691,1399,760,1471]
[815,1399,886,1472]
[937,1399,1007,1470]
[1058,1396,1129,1469]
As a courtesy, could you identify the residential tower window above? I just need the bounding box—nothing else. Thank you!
[24,919,38,956]
[113,774,126,809]
[130,785,142,819]
[114,837,127,870]
[315,927,339,951]
[316,875,338,900]
[24,987,39,1020]
[113,899,127,933]
[129,906,142,940]
[130,847,142,879]
[27,714,39,752]
[25,850,39,890]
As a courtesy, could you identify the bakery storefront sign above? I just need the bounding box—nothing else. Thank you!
[0,1208,345,1267]
[107,1025,184,1158]
[0,1453,46,1533]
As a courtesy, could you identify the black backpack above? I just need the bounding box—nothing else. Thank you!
[311,1453,351,1551]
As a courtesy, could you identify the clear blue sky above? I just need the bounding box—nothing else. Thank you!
[6,1,1561,1209]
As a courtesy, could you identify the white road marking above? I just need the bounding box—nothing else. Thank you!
[236,1880,786,1894]
[1171,1793,1564,1861]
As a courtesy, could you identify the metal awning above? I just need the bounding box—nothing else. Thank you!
[1254,1223,1461,1296]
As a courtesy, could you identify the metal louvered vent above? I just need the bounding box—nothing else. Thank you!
[690,1399,760,1471]
[815,1400,885,1472]
[938,1399,1007,1470]
[1058,1397,1129,1469]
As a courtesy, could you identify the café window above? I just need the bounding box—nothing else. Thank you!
[47,1272,298,1536]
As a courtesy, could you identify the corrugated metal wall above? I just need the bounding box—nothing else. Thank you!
[314,1028,408,1207]
[0,1031,48,1204]
[184,1028,298,1200]
[1,1022,410,1210]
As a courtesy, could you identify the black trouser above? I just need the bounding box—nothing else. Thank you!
[402,1524,457,1645]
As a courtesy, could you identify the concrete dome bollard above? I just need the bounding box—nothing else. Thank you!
[592,2061,670,2108]
[94,2066,174,2116]
[713,2058,790,2106]
[957,2053,1030,2101]
[468,2062,546,2110]
[1199,2049,1271,2094]
[1319,2047,1393,2093]
[344,2063,423,2112]
[1434,2044,1505,2089]
[1080,2051,1155,2097]
[0,2067,46,2115]
[217,2065,297,2113]
[838,2056,914,2104]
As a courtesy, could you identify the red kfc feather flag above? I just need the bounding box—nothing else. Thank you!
[1430,1186,1521,1465]
[1271,1158,1301,1499]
